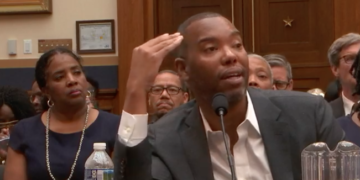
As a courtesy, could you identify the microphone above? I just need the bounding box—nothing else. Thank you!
[212,93,237,180]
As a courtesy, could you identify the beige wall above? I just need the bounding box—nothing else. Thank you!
[0,0,117,60]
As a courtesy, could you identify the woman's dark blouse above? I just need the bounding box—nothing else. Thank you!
[9,110,120,180]
[337,114,360,147]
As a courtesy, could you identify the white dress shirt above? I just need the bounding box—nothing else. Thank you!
[117,111,148,147]
[342,92,355,115]
[200,92,272,180]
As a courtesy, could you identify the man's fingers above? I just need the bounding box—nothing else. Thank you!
[151,35,182,53]
[144,33,169,47]
[154,36,183,59]
[145,32,181,48]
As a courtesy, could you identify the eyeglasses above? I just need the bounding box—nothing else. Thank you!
[149,86,182,95]
[0,120,18,132]
[274,80,289,90]
[30,93,44,103]
[340,54,357,65]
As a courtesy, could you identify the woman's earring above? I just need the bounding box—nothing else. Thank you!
[47,98,54,108]
[86,90,92,98]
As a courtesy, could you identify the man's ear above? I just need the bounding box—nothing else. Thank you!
[331,66,339,78]
[183,92,189,103]
[175,57,189,82]
[288,79,294,90]
[272,84,277,90]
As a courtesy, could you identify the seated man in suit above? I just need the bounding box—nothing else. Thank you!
[114,12,344,180]
[328,33,360,118]
[248,53,274,90]
[148,70,189,123]
[264,54,294,90]
[30,81,45,114]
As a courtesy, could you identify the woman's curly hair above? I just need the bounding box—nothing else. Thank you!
[0,86,36,120]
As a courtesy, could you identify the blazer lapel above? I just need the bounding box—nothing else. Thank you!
[330,97,345,118]
[179,106,215,180]
[249,89,294,180]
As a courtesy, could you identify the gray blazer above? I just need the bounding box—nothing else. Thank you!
[114,88,345,180]
[329,97,345,118]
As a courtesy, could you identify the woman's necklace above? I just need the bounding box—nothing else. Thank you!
[45,105,90,180]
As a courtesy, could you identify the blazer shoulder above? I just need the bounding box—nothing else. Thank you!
[258,89,323,105]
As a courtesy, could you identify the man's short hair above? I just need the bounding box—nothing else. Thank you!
[328,33,360,66]
[158,70,188,93]
[176,12,224,57]
[263,54,293,80]
[248,53,273,84]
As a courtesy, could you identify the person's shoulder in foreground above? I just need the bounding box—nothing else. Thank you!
[256,87,326,104]
[97,110,121,123]
[11,114,41,132]
[252,87,344,147]
[337,114,352,126]
[95,110,121,135]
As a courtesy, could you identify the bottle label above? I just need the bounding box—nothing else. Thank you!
[84,169,114,180]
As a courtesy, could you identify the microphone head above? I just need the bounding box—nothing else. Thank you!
[212,93,229,116]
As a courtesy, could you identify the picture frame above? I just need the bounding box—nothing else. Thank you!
[76,19,116,54]
[0,0,52,15]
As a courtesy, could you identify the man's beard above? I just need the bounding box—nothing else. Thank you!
[225,87,246,107]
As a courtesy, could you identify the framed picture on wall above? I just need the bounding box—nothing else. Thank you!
[76,19,116,54]
[0,0,52,15]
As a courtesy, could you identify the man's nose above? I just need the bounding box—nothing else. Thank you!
[248,75,259,87]
[221,47,237,65]
[248,81,259,87]
[160,89,170,98]
[33,97,41,104]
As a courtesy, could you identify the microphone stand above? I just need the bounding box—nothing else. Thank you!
[219,108,237,180]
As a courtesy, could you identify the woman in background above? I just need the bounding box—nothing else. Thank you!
[0,86,36,163]
[4,47,120,180]
[0,86,36,124]
[337,49,360,147]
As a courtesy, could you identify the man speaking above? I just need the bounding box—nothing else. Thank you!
[114,12,344,180]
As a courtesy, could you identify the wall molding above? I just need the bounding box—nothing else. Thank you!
[0,56,118,68]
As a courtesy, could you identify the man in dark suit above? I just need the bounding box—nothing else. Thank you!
[328,33,360,118]
[114,12,344,180]
[148,70,189,124]
[325,79,344,118]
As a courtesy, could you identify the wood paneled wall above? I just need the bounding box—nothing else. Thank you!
[334,0,360,37]
[116,0,154,113]
[96,89,118,113]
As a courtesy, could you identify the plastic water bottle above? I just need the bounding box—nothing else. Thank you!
[84,142,114,180]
